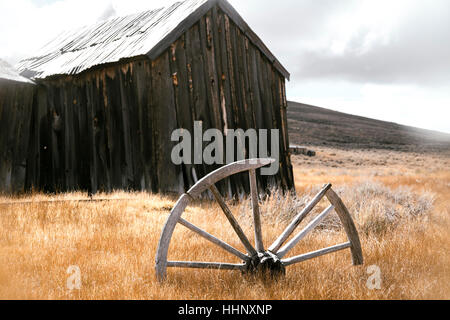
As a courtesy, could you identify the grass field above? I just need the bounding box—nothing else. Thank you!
[0,146,448,300]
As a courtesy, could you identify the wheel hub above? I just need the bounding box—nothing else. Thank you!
[244,251,286,278]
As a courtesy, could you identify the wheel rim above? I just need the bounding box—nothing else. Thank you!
[155,158,363,282]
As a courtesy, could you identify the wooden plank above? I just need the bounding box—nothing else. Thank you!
[178,217,249,261]
[239,35,254,130]
[118,68,134,189]
[247,42,263,129]
[277,205,335,259]
[95,75,109,191]
[167,261,244,271]
[280,78,294,190]
[123,63,143,190]
[66,81,77,189]
[169,36,196,190]
[270,69,288,190]
[229,21,245,131]
[249,169,264,252]
[227,18,248,196]
[257,52,275,133]
[247,44,268,190]
[210,184,257,257]
[223,14,239,131]
[210,7,227,133]
[49,84,61,190]
[282,242,352,266]
[104,68,126,190]
[150,52,181,194]
[183,30,197,125]
[269,184,332,253]
[185,22,211,182]
[75,80,91,191]
[133,59,152,191]
[217,10,239,197]
[209,7,232,196]
[70,82,81,189]
[8,84,22,191]
[11,84,34,192]
[38,86,53,192]
[326,188,364,265]
[200,13,222,130]
[0,84,12,192]
[200,12,226,191]
[85,77,98,194]
[144,61,157,192]
[26,86,47,191]
[93,72,110,192]
[215,15,231,127]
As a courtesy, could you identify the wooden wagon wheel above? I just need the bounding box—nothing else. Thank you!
[155,159,363,282]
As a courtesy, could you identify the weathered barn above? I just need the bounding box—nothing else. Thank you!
[5,0,293,196]
[0,60,35,193]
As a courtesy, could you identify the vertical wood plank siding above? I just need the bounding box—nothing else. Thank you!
[1,8,293,195]
[0,81,35,193]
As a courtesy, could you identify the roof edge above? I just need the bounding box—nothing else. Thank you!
[0,77,35,85]
[217,0,290,80]
[146,0,290,80]
[0,59,35,85]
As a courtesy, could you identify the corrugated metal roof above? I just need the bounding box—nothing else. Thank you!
[0,59,34,84]
[16,0,290,80]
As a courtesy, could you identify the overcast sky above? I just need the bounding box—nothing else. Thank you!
[1,0,449,133]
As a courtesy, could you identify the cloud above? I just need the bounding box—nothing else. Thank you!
[98,3,117,21]
[228,0,359,66]
[231,0,450,86]
[294,0,450,86]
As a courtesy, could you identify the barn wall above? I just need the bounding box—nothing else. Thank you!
[0,80,35,193]
[23,7,294,195]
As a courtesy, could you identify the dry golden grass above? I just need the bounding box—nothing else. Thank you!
[0,147,449,300]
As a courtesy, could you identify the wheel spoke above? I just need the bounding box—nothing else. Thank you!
[281,242,352,266]
[167,261,245,270]
[210,185,257,256]
[269,183,332,253]
[277,205,334,259]
[178,218,249,261]
[249,169,264,252]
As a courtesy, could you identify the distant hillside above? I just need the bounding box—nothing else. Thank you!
[287,101,450,153]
